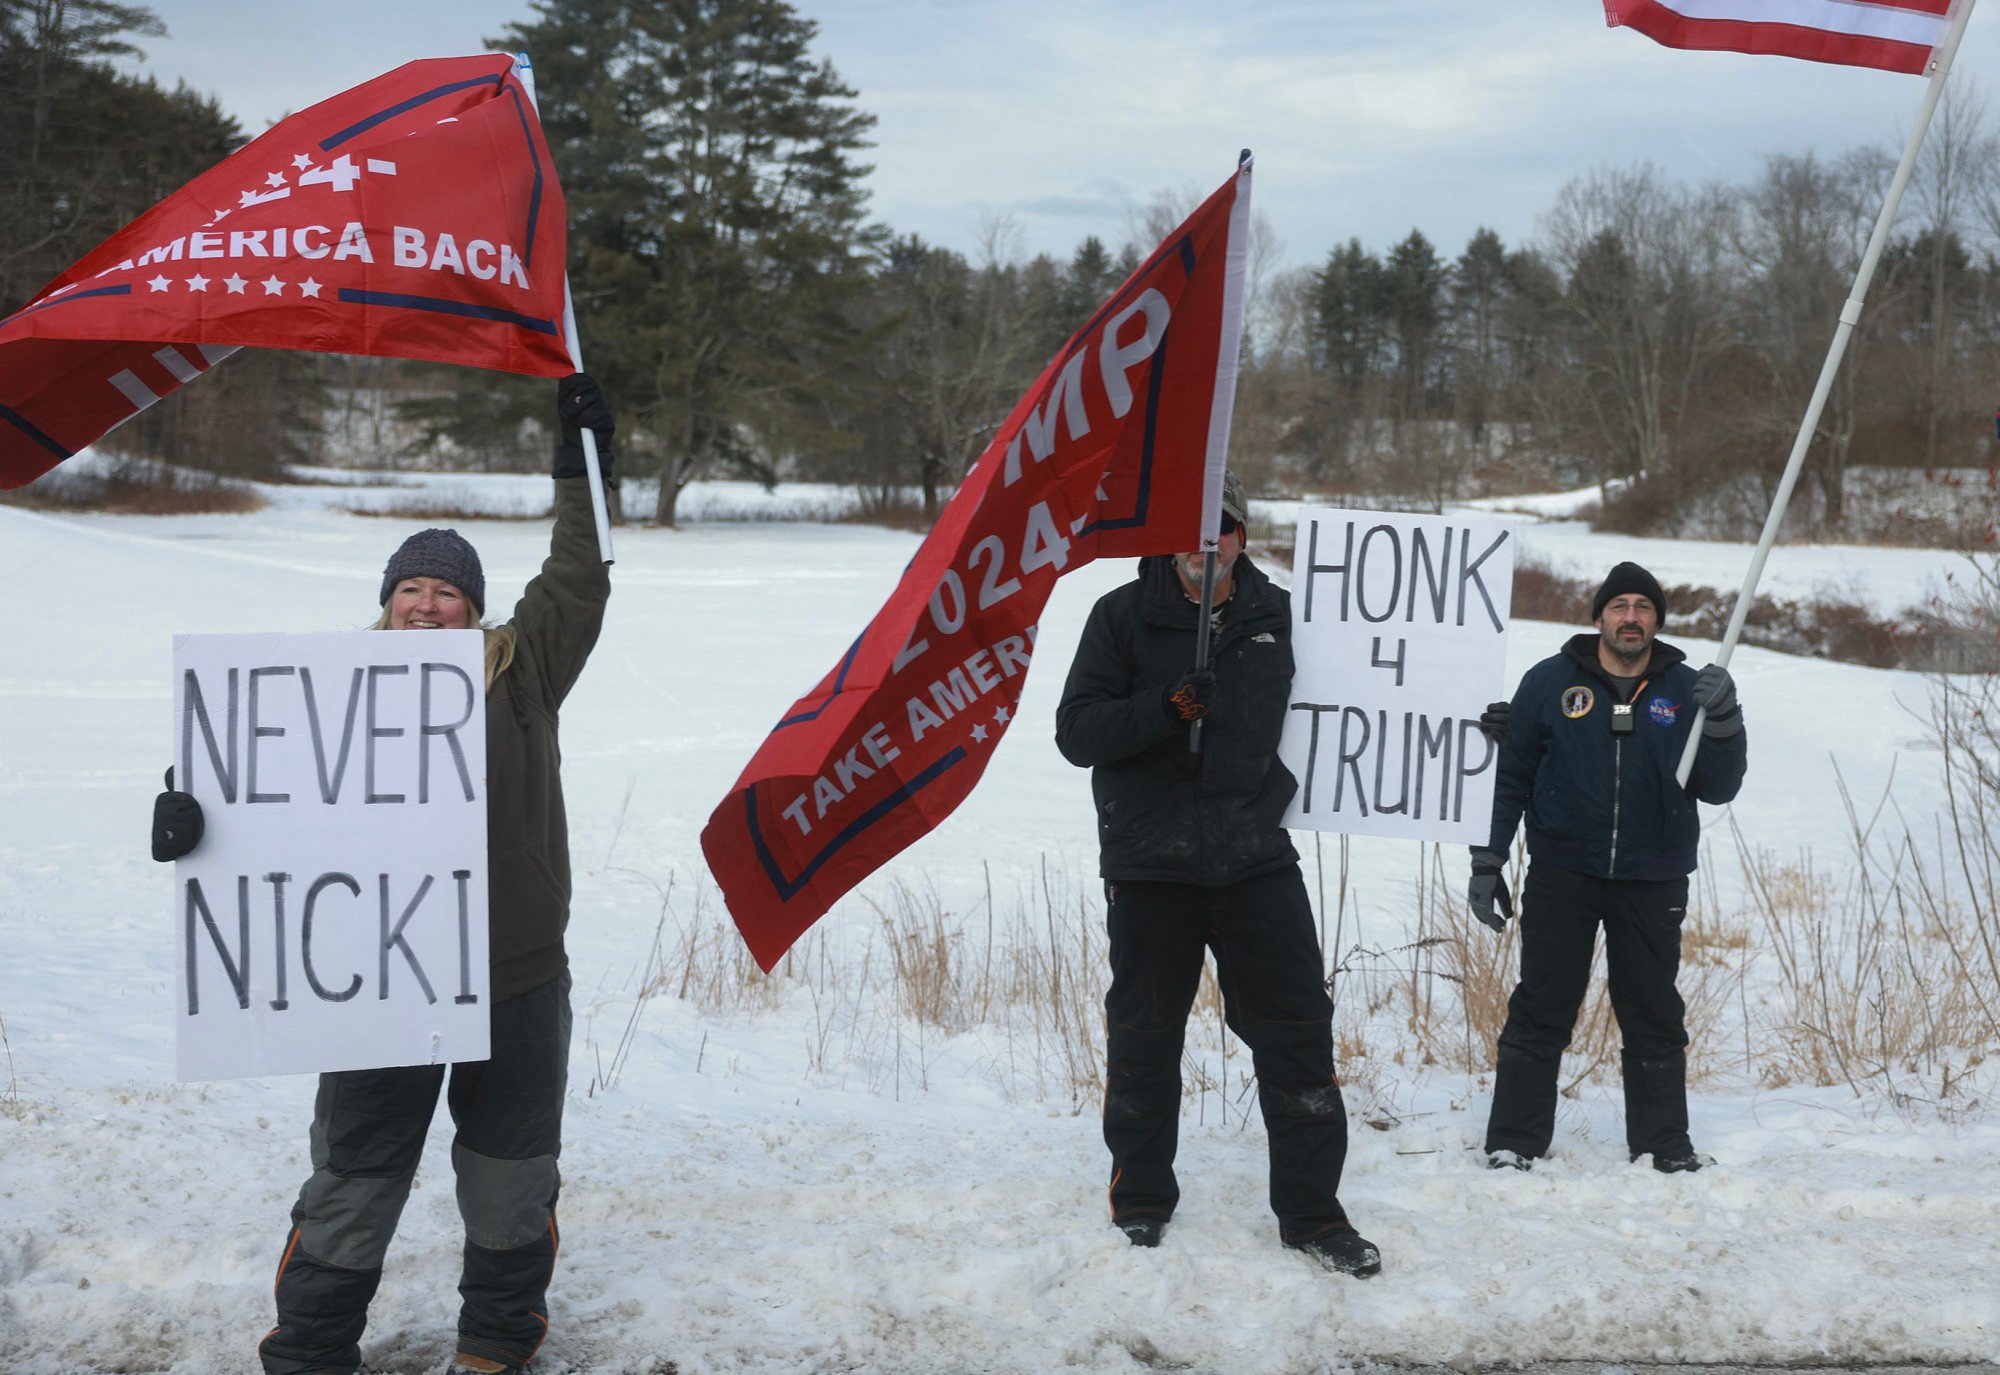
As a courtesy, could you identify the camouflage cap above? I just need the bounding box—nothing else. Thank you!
[1221,471,1249,527]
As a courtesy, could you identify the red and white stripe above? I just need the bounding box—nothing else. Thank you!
[1604,0,1953,74]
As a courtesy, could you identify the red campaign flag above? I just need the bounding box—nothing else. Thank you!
[702,162,1252,971]
[0,53,571,490]
[1603,0,1952,73]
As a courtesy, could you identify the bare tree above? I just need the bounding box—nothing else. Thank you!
[1542,164,1740,510]
[1912,83,1998,468]
[1735,148,1890,527]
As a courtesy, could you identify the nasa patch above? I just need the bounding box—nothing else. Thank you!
[1561,686,1594,719]
[1650,697,1681,727]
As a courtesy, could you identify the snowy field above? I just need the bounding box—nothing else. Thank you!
[2,469,1998,1374]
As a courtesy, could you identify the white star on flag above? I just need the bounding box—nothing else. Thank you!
[971,724,989,743]
[264,171,287,188]
[291,153,314,170]
[223,274,247,294]
[298,277,322,298]
[260,276,285,295]
[185,274,210,292]
[994,706,1011,724]
[147,276,171,292]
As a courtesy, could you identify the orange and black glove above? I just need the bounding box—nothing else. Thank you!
[1162,669,1216,726]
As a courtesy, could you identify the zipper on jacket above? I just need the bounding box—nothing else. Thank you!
[1608,737,1622,878]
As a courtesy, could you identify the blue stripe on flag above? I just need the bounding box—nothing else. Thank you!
[337,289,560,334]
[320,74,504,151]
[499,88,546,272]
[0,284,133,330]
[776,635,864,728]
[0,402,72,460]
[1074,235,1197,538]
[745,748,967,901]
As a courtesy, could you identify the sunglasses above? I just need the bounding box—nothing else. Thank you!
[1218,514,1242,538]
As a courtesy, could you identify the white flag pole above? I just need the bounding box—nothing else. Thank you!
[1189,149,1254,755]
[1675,0,1976,786]
[512,51,615,565]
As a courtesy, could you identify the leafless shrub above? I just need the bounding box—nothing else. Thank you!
[0,1006,19,1118]
[340,496,550,521]
[1733,756,1996,1116]
[1,460,265,514]
[655,885,784,1015]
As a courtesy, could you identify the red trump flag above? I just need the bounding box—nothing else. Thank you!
[1604,0,1952,74]
[0,53,571,490]
[702,161,1253,971]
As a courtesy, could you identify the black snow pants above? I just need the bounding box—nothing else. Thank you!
[1485,863,1693,1161]
[1102,866,1353,1243]
[259,971,572,1375]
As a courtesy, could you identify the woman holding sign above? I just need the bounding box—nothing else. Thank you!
[153,375,614,1375]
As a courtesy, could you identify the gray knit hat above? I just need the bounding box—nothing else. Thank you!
[379,528,485,613]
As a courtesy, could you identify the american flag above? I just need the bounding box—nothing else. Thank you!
[1604,0,1953,74]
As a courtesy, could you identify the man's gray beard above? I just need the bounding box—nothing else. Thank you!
[1604,635,1649,669]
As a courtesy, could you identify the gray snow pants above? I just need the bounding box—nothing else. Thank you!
[258,970,571,1375]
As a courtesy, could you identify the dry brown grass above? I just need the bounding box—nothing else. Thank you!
[1736,761,1999,1115]
[1407,841,1748,1091]
[617,749,1998,1122]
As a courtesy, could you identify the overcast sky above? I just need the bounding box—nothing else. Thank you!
[125,1,2000,273]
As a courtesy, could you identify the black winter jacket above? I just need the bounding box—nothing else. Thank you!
[1055,554,1299,886]
[1487,634,1747,880]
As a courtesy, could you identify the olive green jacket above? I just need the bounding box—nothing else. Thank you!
[486,477,609,1001]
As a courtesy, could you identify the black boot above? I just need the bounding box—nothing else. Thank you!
[1285,1224,1381,1277]
[1622,1051,1694,1162]
[1116,1215,1166,1247]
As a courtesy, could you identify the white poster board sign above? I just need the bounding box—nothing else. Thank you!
[172,630,489,1081]
[1279,508,1514,844]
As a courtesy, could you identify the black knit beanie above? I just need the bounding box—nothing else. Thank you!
[1591,561,1667,625]
[379,528,485,613]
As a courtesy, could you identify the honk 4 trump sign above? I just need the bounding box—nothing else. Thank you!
[171,630,489,1081]
[1278,508,1515,845]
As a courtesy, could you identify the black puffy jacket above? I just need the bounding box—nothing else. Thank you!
[1055,554,1299,886]
[1488,634,1747,880]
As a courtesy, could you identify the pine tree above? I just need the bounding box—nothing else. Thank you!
[495,0,880,524]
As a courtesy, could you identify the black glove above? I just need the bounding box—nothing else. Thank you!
[153,768,204,862]
[1162,669,1216,725]
[1693,663,1741,738]
[555,372,616,483]
[1468,847,1513,932]
[1476,701,1510,747]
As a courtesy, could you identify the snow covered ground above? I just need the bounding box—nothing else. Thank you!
[2,471,1997,1373]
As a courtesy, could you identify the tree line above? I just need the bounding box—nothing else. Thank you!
[8,0,2000,535]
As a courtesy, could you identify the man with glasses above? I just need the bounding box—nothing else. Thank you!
[1054,473,1381,1277]
[1469,561,1748,1173]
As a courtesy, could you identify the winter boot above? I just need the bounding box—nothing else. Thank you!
[1285,1225,1381,1278]
[1115,1215,1166,1248]
[1640,1149,1715,1174]
[448,1355,523,1375]
[1485,1149,1534,1171]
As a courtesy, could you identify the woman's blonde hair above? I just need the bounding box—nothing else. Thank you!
[371,602,516,690]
